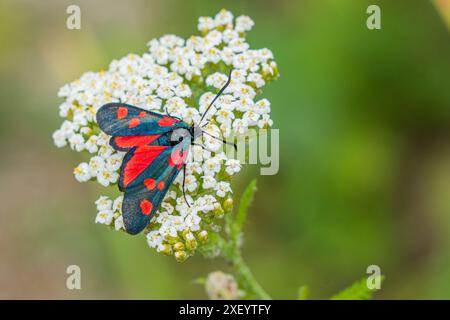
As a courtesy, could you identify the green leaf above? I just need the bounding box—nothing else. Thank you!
[330,276,384,300]
[297,286,309,300]
[231,179,257,239]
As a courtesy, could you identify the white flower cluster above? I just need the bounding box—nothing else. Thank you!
[53,9,279,261]
[205,271,242,300]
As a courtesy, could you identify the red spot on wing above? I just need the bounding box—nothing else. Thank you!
[140,199,153,215]
[158,117,178,127]
[139,111,147,118]
[113,135,160,149]
[123,146,167,187]
[117,107,128,119]
[157,181,165,190]
[128,117,140,128]
[144,178,156,190]
[168,150,188,169]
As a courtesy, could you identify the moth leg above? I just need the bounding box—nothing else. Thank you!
[164,107,182,122]
[182,164,191,207]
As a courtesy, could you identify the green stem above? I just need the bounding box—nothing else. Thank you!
[229,250,271,300]
[218,235,271,300]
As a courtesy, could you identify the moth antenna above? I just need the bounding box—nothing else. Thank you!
[199,69,232,126]
[202,131,237,151]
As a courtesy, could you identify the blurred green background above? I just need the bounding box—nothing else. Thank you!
[1,0,450,299]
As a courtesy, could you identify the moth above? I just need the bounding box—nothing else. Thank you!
[96,71,235,235]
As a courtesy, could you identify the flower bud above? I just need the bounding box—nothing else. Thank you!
[184,232,198,250]
[174,250,188,262]
[157,244,173,256]
[197,230,208,244]
[223,197,233,212]
[173,242,185,251]
[213,203,224,218]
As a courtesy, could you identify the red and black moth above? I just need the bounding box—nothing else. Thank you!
[96,71,236,235]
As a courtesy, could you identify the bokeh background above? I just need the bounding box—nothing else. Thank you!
[1,0,450,299]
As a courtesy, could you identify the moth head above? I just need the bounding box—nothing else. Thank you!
[169,128,191,144]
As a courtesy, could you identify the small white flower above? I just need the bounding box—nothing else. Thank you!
[114,216,125,230]
[222,29,239,43]
[95,196,113,211]
[258,114,273,128]
[52,129,67,148]
[156,83,174,99]
[206,72,228,89]
[95,210,114,225]
[235,15,255,32]
[74,163,91,182]
[235,97,253,112]
[205,30,223,47]
[113,196,123,213]
[185,175,198,193]
[79,126,92,136]
[147,231,163,248]
[164,191,177,201]
[185,214,201,231]
[161,202,174,214]
[89,156,105,176]
[216,107,235,124]
[214,9,233,26]
[258,48,274,61]
[58,102,71,117]
[204,47,221,64]
[73,110,88,128]
[198,16,215,33]
[247,73,265,88]
[215,182,232,198]
[233,83,255,99]
[203,157,221,176]
[254,98,271,114]
[243,110,260,126]
[175,83,192,97]
[106,153,124,172]
[98,145,114,159]
[204,136,222,152]
[85,135,99,153]
[228,38,249,53]
[199,195,219,213]
[60,120,75,138]
[202,175,217,189]
[186,162,203,175]
[68,134,85,152]
[142,95,162,110]
[97,169,119,187]
[225,159,241,175]
[96,133,109,146]
[232,118,249,134]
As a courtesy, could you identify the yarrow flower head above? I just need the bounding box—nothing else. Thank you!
[205,271,242,300]
[52,9,279,261]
